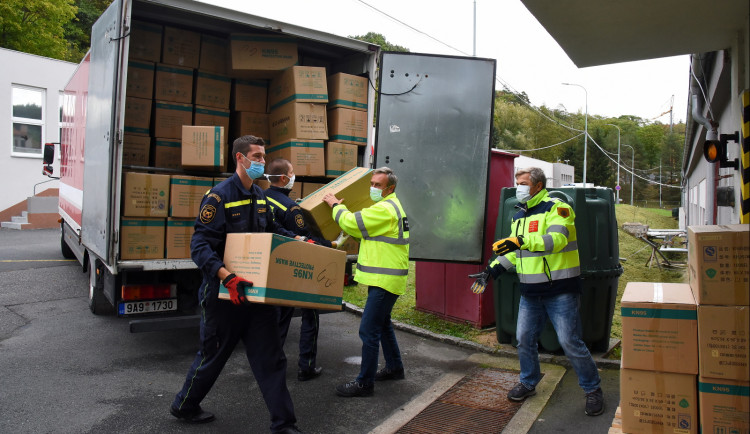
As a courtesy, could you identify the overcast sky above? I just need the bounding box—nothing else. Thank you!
[199,0,690,123]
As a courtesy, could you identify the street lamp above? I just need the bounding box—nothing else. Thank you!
[605,124,621,203]
[622,144,635,206]
[562,82,588,186]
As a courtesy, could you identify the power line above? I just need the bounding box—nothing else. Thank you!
[504,133,583,152]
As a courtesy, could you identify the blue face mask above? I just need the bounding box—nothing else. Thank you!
[242,156,265,180]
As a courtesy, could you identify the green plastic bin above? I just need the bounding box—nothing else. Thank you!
[493,187,623,352]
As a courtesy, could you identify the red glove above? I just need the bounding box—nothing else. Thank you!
[222,273,253,305]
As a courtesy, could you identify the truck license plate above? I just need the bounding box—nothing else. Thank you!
[118,299,177,315]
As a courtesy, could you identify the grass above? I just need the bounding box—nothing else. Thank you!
[342,204,687,356]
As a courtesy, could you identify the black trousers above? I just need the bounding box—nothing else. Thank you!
[278,306,320,372]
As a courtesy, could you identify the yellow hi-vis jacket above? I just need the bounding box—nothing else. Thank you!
[331,193,410,295]
[488,189,581,297]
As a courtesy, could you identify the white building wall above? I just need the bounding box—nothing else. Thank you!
[0,48,77,213]
[513,155,576,188]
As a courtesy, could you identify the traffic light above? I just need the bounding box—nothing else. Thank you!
[703,131,739,169]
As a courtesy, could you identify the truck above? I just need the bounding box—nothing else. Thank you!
[45,0,497,332]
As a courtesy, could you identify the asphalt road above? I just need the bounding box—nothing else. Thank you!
[0,228,620,433]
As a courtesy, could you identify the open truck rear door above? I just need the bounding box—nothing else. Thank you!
[374,52,496,263]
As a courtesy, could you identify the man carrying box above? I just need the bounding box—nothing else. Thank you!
[322,167,410,397]
[170,135,304,434]
[264,157,348,382]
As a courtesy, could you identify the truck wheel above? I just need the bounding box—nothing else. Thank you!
[60,225,75,259]
[88,259,112,315]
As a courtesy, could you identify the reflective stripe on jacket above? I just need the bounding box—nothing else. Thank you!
[488,189,580,296]
[331,193,409,295]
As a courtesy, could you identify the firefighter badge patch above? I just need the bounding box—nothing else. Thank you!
[200,204,217,223]
[557,207,570,218]
[295,213,305,229]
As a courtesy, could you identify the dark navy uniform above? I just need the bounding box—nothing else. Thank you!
[265,186,329,374]
[172,174,298,433]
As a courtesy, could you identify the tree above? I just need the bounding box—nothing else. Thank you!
[0,0,77,60]
[349,32,409,52]
[63,0,112,62]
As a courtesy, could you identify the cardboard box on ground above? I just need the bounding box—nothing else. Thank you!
[620,368,698,434]
[299,167,374,240]
[688,224,750,306]
[219,233,346,310]
[697,305,749,381]
[620,282,698,374]
[697,376,749,434]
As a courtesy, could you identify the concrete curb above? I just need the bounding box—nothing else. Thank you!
[342,302,621,370]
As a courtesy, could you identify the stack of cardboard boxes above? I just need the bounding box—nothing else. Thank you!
[619,224,749,434]
[120,22,371,259]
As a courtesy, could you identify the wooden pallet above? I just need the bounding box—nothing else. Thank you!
[608,406,622,434]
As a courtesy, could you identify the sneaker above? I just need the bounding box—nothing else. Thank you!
[507,382,536,401]
[335,380,374,397]
[297,367,323,382]
[585,388,604,416]
[374,367,405,381]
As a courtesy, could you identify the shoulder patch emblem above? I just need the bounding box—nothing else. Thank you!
[295,213,305,229]
[200,204,217,224]
[557,208,570,218]
[207,193,221,202]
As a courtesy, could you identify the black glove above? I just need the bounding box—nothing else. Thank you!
[468,271,490,294]
[493,235,524,256]
[222,273,253,305]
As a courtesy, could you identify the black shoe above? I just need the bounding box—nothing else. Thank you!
[336,380,374,397]
[170,405,215,424]
[298,367,323,382]
[374,366,405,381]
[507,382,536,401]
[585,388,604,416]
[275,425,304,434]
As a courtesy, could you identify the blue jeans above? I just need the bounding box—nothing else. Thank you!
[516,293,601,393]
[356,286,403,385]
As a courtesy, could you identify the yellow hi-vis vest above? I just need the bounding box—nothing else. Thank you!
[489,189,580,295]
[331,193,410,295]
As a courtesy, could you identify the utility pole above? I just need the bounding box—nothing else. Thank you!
[659,158,662,209]
[473,0,476,56]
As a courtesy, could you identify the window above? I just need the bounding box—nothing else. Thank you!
[12,85,45,156]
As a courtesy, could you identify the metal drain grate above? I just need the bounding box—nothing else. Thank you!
[397,368,523,434]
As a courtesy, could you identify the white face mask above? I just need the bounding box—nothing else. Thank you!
[516,185,532,203]
[283,174,295,190]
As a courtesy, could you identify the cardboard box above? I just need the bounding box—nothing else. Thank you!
[169,175,214,218]
[199,34,227,74]
[688,225,750,306]
[154,64,194,104]
[232,79,269,113]
[219,233,346,309]
[154,101,193,139]
[698,376,750,434]
[165,218,195,259]
[698,305,749,381]
[181,125,226,171]
[268,66,328,110]
[162,26,200,68]
[128,21,162,63]
[231,112,270,143]
[228,33,298,78]
[327,72,368,111]
[302,182,326,199]
[122,172,170,217]
[621,282,698,374]
[299,167,374,240]
[123,134,151,166]
[120,217,165,260]
[124,97,152,136]
[325,141,358,178]
[269,102,328,144]
[327,107,368,145]
[126,60,155,100]
[620,368,698,434]
[154,138,181,169]
[288,183,302,201]
[339,236,360,255]
[194,71,231,109]
[267,140,324,177]
[194,106,230,133]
